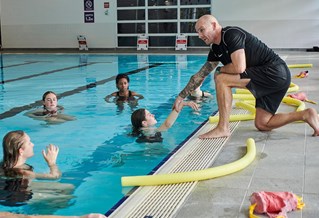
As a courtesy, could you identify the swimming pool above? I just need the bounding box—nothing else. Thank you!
[0,53,217,215]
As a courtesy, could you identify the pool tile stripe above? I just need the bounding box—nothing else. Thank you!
[1,61,40,68]
[2,63,97,84]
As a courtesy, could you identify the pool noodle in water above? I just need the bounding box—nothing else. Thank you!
[121,138,256,186]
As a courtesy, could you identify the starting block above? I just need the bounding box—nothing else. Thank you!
[137,34,148,50]
[175,34,187,51]
[77,35,88,51]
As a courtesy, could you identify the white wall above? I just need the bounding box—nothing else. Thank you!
[0,0,318,49]
[0,0,117,48]
[213,0,319,48]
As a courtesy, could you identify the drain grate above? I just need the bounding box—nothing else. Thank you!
[109,109,247,218]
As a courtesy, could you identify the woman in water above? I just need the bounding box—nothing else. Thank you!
[25,91,76,123]
[0,130,76,208]
[1,130,61,180]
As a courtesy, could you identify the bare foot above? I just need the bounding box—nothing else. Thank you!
[303,108,319,136]
[198,127,230,139]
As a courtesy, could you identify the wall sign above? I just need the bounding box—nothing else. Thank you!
[84,0,94,11]
[84,12,95,23]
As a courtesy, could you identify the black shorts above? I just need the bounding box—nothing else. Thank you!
[240,62,291,114]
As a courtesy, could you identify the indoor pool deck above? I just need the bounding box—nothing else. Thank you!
[107,51,319,218]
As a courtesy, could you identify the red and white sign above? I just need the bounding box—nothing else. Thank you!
[138,39,148,44]
[137,35,148,50]
[175,34,188,50]
[176,39,187,44]
[77,35,88,51]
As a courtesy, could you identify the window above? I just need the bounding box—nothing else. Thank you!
[149,23,177,33]
[118,23,145,34]
[117,0,211,47]
[117,0,145,7]
[117,10,145,20]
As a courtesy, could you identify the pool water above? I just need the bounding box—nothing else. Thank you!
[0,53,217,215]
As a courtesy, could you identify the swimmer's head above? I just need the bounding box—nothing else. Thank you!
[131,108,157,130]
[2,130,34,170]
[116,74,130,84]
[115,74,130,91]
[42,91,58,111]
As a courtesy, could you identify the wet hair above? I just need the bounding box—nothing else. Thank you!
[115,73,130,85]
[1,131,34,177]
[1,132,34,205]
[1,130,26,170]
[42,91,57,101]
[131,108,146,135]
[131,109,163,143]
[0,177,33,206]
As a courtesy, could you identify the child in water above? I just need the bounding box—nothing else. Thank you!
[104,73,144,103]
[131,101,199,143]
[25,91,76,123]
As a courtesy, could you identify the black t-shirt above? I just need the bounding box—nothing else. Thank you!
[207,26,283,67]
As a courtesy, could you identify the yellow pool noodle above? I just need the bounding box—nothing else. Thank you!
[233,93,255,100]
[210,100,256,123]
[288,64,313,68]
[235,101,256,114]
[235,82,299,94]
[209,114,255,123]
[288,82,299,93]
[121,138,256,186]
[282,96,305,112]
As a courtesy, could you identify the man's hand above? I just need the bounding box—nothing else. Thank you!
[173,96,184,113]
[183,101,199,111]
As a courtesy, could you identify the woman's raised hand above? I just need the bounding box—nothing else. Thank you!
[42,144,59,166]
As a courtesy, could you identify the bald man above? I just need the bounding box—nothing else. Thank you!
[173,14,319,139]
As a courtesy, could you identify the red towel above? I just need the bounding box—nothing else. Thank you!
[249,191,305,218]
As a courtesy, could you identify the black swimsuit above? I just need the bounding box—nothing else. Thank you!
[116,91,135,101]
[0,164,34,206]
[136,132,163,143]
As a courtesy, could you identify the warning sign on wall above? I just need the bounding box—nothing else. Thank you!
[84,0,94,11]
[175,34,188,51]
[77,35,89,51]
[137,35,149,50]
